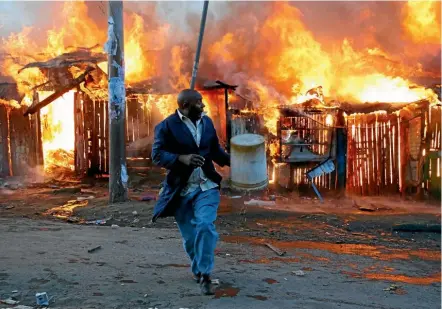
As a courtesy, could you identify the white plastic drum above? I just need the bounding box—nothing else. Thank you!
[230,134,268,191]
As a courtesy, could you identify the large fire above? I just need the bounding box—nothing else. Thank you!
[0,1,440,172]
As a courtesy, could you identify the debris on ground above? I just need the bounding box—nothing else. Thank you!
[52,187,81,194]
[230,196,242,199]
[265,243,286,256]
[112,224,119,229]
[132,211,138,216]
[76,196,95,201]
[140,194,156,201]
[353,200,376,212]
[392,223,441,233]
[67,216,81,223]
[212,279,220,285]
[87,245,102,253]
[86,219,107,225]
[35,292,49,306]
[0,298,19,305]
[5,205,14,210]
[292,270,306,276]
[244,199,276,207]
[383,284,399,292]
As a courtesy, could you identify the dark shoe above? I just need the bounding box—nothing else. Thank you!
[193,272,201,283]
[200,274,215,295]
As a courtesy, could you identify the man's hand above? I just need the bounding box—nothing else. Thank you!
[178,154,205,167]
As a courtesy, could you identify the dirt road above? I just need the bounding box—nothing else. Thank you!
[0,216,440,309]
[0,175,440,308]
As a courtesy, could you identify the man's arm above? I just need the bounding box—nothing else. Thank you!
[152,122,206,169]
[151,123,180,169]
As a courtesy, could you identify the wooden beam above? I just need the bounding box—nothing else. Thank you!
[23,67,94,116]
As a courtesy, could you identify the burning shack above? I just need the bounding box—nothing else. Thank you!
[0,1,440,200]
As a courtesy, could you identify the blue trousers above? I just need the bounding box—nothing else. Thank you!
[174,188,220,276]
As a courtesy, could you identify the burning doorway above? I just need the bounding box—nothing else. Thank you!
[39,90,75,175]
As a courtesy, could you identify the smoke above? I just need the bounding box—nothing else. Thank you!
[0,1,440,101]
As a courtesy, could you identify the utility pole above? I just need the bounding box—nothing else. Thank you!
[190,0,209,89]
[107,0,128,203]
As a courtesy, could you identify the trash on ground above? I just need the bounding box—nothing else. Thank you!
[67,216,80,223]
[0,298,19,305]
[230,196,242,199]
[141,195,156,201]
[212,279,220,285]
[133,218,140,224]
[35,292,49,306]
[132,211,138,216]
[86,219,107,225]
[76,196,95,201]
[52,187,81,194]
[256,222,264,226]
[292,270,306,276]
[383,284,399,291]
[112,224,119,229]
[5,205,14,209]
[244,199,276,207]
[87,245,102,253]
[265,243,286,256]
[353,200,376,212]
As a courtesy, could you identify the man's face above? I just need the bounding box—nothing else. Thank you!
[187,95,205,119]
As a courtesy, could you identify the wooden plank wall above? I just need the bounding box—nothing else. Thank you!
[8,106,35,176]
[346,112,401,195]
[427,105,441,198]
[345,102,439,197]
[74,93,109,175]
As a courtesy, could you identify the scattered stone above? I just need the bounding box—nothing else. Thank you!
[0,298,19,305]
[76,196,95,201]
[244,199,276,207]
[67,216,80,223]
[292,270,306,277]
[353,199,376,212]
[383,284,399,292]
[87,246,102,253]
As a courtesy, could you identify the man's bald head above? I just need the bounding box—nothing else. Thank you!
[177,89,202,109]
[177,89,205,121]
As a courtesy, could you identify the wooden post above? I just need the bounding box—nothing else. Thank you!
[108,0,128,202]
[336,109,346,191]
[225,88,231,152]
[0,105,10,176]
[190,0,209,89]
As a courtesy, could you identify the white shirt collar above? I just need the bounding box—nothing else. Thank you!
[176,109,206,121]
